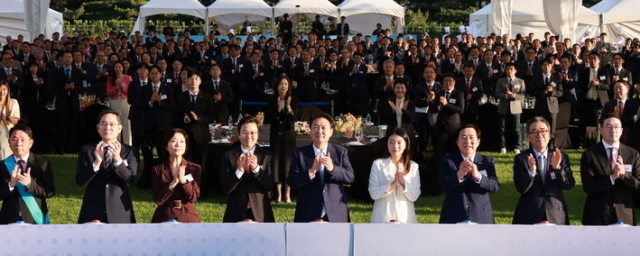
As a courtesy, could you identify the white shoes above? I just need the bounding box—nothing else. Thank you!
[500,148,507,154]
[514,149,521,154]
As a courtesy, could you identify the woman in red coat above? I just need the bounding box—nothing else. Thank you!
[151,128,201,223]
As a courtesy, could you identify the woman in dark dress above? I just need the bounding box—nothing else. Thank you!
[151,128,201,223]
[379,78,415,141]
[268,74,297,203]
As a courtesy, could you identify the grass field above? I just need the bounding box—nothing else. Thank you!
[40,149,623,225]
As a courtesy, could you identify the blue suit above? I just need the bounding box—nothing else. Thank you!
[439,153,499,224]
[288,143,355,222]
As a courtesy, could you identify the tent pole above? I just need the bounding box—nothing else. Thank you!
[271,8,275,36]
[205,8,210,36]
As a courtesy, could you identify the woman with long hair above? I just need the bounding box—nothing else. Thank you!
[0,81,20,159]
[368,128,421,223]
[267,74,297,203]
[151,128,201,223]
[106,61,133,145]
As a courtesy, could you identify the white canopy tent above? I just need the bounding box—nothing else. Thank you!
[469,0,599,39]
[273,0,339,31]
[338,0,405,34]
[133,0,207,34]
[0,0,63,42]
[590,0,640,42]
[207,0,273,34]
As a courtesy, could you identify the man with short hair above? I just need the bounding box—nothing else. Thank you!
[221,116,274,222]
[512,117,575,225]
[0,124,55,224]
[77,110,138,223]
[495,63,526,154]
[532,59,563,136]
[288,113,355,222]
[581,114,640,225]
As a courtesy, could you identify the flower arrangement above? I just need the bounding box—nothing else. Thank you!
[335,113,362,138]
[295,121,310,135]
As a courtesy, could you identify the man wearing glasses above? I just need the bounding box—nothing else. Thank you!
[512,116,575,224]
[288,113,355,222]
[581,114,640,225]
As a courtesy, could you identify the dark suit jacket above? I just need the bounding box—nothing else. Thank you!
[455,77,483,123]
[336,23,350,37]
[578,67,610,108]
[532,73,563,114]
[292,62,320,102]
[52,66,83,108]
[201,79,234,124]
[288,143,355,222]
[241,63,268,100]
[0,154,55,224]
[126,78,148,127]
[581,142,640,225]
[151,159,201,223]
[85,63,112,99]
[76,142,138,223]
[0,67,23,99]
[512,149,575,224]
[220,146,274,222]
[433,89,465,135]
[439,153,499,223]
[138,82,174,131]
[608,67,633,99]
[622,98,640,152]
[175,91,215,145]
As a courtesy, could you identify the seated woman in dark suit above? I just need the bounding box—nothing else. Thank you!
[151,128,201,223]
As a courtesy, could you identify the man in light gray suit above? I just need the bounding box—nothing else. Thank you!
[495,63,526,154]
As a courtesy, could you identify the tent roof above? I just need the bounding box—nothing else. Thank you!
[338,0,404,19]
[591,0,638,24]
[139,0,207,20]
[207,0,272,18]
[273,0,339,18]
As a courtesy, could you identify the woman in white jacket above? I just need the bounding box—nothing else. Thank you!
[368,128,421,223]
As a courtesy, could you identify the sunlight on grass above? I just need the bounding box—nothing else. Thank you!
[42,149,636,225]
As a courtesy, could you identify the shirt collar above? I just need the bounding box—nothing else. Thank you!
[602,140,620,151]
[13,153,29,163]
[313,144,327,156]
[460,153,476,162]
[241,145,256,155]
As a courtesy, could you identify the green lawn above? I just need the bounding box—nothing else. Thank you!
[42,150,624,225]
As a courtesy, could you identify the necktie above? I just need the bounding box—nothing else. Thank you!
[538,154,546,185]
[466,79,471,91]
[103,146,112,168]
[304,63,309,71]
[142,81,147,87]
[190,94,197,110]
[445,91,450,100]
[617,100,625,116]
[232,58,237,67]
[609,147,617,170]
[590,69,599,100]
[17,159,25,174]
[528,62,533,68]
[544,76,549,85]
[318,151,325,183]
[214,81,219,91]
[66,68,71,81]
[153,85,159,94]
[615,69,620,76]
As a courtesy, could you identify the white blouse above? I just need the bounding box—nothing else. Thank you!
[368,158,421,223]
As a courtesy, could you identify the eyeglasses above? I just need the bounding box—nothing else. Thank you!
[528,129,549,135]
[603,125,622,130]
[312,125,332,131]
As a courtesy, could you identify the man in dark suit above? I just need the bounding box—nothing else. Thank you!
[76,110,137,223]
[346,52,369,115]
[603,81,631,143]
[336,16,350,37]
[432,73,465,173]
[292,50,320,102]
[623,85,640,152]
[288,113,355,222]
[495,63,526,154]
[516,47,541,83]
[0,124,55,224]
[413,66,441,157]
[85,51,111,99]
[439,124,499,223]
[557,55,578,121]
[221,116,274,222]
[578,52,610,147]
[608,53,633,99]
[513,117,575,225]
[241,52,268,101]
[175,71,215,167]
[455,64,483,124]
[0,52,23,100]
[581,114,640,225]
[201,65,234,124]
[532,59,563,136]
[52,51,82,154]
